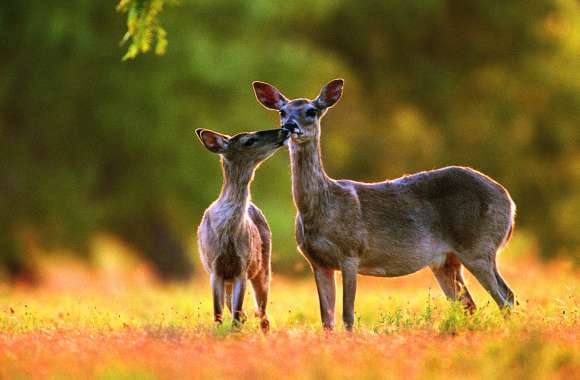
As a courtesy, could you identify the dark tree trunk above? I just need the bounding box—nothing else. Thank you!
[0,230,38,284]
[117,210,194,282]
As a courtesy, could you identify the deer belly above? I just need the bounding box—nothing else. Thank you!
[358,247,435,277]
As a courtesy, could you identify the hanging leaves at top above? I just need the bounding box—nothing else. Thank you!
[117,0,179,61]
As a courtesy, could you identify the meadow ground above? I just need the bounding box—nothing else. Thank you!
[0,241,578,379]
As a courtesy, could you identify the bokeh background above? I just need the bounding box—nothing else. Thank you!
[1,0,579,282]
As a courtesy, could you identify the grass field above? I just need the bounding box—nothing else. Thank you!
[0,241,578,379]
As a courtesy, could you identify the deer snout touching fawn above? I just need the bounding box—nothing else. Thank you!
[196,127,290,332]
[253,79,516,331]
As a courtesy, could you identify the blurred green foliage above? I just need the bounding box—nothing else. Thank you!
[0,0,578,280]
[117,0,179,60]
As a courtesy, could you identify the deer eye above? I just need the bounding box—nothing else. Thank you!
[305,108,317,118]
[243,138,256,147]
[280,110,287,118]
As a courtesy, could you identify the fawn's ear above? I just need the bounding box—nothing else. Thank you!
[314,79,344,109]
[195,128,230,154]
[252,81,288,110]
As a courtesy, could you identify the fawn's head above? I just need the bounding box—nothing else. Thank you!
[195,128,289,165]
[252,79,343,144]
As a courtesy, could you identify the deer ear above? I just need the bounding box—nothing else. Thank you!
[195,128,230,154]
[252,81,288,110]
[314,79,344,109]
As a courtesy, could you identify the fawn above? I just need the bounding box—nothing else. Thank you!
[253,79,516,331]
[195,127,290,332]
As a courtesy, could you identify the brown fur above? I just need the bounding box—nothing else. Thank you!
[196,128,289,331]
[253,79,516,331]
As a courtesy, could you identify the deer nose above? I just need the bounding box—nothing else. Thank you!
[282,121,302,135]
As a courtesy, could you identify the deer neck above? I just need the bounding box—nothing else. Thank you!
[216,159,254,230]
[289,131,332,221]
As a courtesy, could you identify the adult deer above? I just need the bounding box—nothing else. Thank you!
[253,79,516,331]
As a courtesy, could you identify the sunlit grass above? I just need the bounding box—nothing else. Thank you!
[0,245,578,379]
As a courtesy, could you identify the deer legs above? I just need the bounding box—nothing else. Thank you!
[231,274,247,326]
[313,258,359,332]
[341,257,359,331]
[313,267,336,330]
[211,274,225,324]
[211,273,248,326]
[250,270,270,332]
[430,253,476,313]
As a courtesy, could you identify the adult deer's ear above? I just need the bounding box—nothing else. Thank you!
[314,79,344,109]
[195,128,230,154]
[252,81,289,110]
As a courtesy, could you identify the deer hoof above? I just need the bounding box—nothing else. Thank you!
[260,319,270,333]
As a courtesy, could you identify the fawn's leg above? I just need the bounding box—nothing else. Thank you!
[250,269,270,332]
[231,274,247,326]
[340,257,359,331]
[211,273,225,324]
[430,253,476,313]
[225,282,247,320]
[313,267,336,330]
[224,282,233,314]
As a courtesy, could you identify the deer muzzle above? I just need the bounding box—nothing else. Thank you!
[282,121,303,136]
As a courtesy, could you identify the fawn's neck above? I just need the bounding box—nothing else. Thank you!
[216,159,254,228]
[289,133,332,222]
